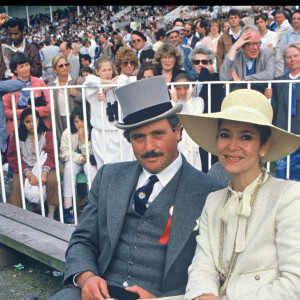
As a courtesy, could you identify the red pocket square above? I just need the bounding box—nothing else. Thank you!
[159,216,172,245]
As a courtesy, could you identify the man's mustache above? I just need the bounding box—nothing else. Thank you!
[141,151,164,158]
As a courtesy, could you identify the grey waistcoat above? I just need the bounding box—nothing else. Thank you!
[104,168,182,296]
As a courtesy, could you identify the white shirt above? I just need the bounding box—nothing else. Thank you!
[135,153,182,207]
[54,74,72,117]
[260,29,278,49]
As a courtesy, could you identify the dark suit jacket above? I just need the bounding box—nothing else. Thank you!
[190,35,200,49]
[63,157,224,297]
[271,73,300,134]
[0,36,42,80]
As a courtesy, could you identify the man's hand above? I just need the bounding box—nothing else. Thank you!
[0,13,9,27]
[27,172,39,186]
[197,293,222,300]
[77,271,110,300]
[97,91,106,102]
[125,285,156,299]
[70,87,78,97]
[264,87,273,99]
[233,29,253,50]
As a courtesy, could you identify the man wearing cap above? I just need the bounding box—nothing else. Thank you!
[131,30,152,59]
[50,76,223,300]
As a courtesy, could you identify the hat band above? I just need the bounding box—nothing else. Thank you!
[222,106,271,123]
[123,102,173,125]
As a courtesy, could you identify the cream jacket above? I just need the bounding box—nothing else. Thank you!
[185,175,300,300]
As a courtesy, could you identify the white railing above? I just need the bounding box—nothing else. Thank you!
[0,79,299,225]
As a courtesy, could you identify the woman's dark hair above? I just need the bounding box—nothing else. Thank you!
[18,108,49,141]
[137,61,159,80]
[139,49,155,64]
[70,106,92,140]
[217,119,271,146]
[9,52,31,75]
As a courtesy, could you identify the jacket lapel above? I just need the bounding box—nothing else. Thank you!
[107,162,141,254]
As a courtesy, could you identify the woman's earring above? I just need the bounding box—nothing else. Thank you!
[260,152,265,157]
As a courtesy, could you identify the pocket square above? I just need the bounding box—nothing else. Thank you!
[193,219,200,231]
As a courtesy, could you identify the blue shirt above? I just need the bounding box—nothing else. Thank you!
[281,29,300,50]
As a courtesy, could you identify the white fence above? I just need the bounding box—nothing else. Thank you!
[0,79,299,225]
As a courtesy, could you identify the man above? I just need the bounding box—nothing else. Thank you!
[0,16,42,80]
[216,9,242,72]
[173,18,184,28]
[130,30,151,59]
[267,14,277,31]
[80,54,93,70]
[99,32,113,60]
[40,36,60,82]
[281,10,300,51]
[275,10,292,76]
[60,41,80,78]
[264,41,300,180]
[184,22,200,49]
[194,20,207,41]
[152,28,166,52]
[50,76,223,300]
[166,27,196,80]
[79,66,93,79]
[220,25,275,94]
[255,14,278,50]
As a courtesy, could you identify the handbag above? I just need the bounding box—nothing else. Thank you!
[28,92,47,107]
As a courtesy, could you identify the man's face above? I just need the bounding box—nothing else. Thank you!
[168,32,180,46]
[184,24,193,38]
[275,13,285,25]
[131,34,146,51]
[8,25,23,46]
[285,46,300,74]
[255,17,267,32]
[129,118,181,174]
[174,21,184,27]
[81,58,90,66]
[195,23,205,36]
[242,30,261,59]
[292,12,300,29]
[59,43,70,56]
[81,71,91,79]
[99,35,105,44]
[228,14,241,28]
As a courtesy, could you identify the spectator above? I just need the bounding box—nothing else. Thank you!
[80,54,93,70]
[136,61,159,80]
[275,10,292,76]
[194,20,207,41]
[60,41,80,78]
[264,41,300,180]
[7,107,59,219]
[130,30,152,59]
[267,14,277,31]
[152,28,166,52]
[47,54,84,141]
[0,16,42,80]
[110,34,124,61]
[173,17,184,28]
[114,46,139,79]
[3,52,51,136]
[255,14,278,50]
[83,55,133,169]
[71,42,80,57]
[139,48,155,64]
[169,73,204,171]
[60,106,97,223]
[99,33,113,60]
[184,21,200,49]
[79,66,93,80]
[40,36,60,82]
[216,9,242,72]
[153,43,186,83]
[219,25,275,94]
[221,19,230,35]
[123,26,132,47]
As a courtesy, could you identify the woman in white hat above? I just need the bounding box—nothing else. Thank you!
[178,89,300,299]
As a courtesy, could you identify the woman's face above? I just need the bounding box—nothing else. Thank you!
[54,58,69,77]
[74,115,84,131]
[217,120,270,180]
[160,52,176,72]
[222,21,230,33]
[23,114,39,133]
[120,58,135,76]
[96,61,113,80]
[141,69,155,79]
[174,79,189,100]
[210,22,219,35]
[192,53,211,74]
[15,62,31,81]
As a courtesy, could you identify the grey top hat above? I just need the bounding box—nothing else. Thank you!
[114,75,183,130]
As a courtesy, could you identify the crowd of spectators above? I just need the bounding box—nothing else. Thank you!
[0,5,299,222]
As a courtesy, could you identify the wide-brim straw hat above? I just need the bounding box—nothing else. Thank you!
[177,89,300,163]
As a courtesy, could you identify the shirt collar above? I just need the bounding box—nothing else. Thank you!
[243,54,256,68]
[12,37,26,52]
[229,28,241,39]
[139,153,182,188]
[289,72,300,80]
[54,73,72,85]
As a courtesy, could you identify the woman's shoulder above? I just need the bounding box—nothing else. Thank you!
[31,76,46,86]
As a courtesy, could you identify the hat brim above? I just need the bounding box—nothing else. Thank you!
[177,112,300,163]
[115,103,183,130]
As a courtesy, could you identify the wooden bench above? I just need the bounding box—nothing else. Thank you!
[0,202,75,273]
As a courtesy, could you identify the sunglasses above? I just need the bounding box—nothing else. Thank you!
[122,60,135,67]
[192,59,209,65]
[57,62,70,68]
[132,39,142,44]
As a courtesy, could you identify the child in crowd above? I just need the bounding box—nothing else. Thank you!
[83,55,133,169]
[7,108,59,218]
[169,73,204,171]
[60,106,97,223]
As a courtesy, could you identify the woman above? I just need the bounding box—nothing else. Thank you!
[137,61,159,80]
[123,26,132,47]
[7,108,59,219]
[47,54,84,141]
[220,19,230,35]
[114,46,139,83]
[153,43,186,83]
[178,89,300,299]
[111,34,125,60]
[71,42,80,57]
[3,52,51,136]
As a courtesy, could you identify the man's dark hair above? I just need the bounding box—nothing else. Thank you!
[254,14,268,23]
[65,40,72,49]
[292,9,300,17]
[6,17,24,32]
[9,52,31,74]
[155,28,166,41]
[123,115,181,143]
[44,36,51,46]
[173,18,184,27]
[140,49,155,64]
[227,9,242,19]
[80,66,93,76]
[81,38,90,46]
[276,10,287,18]
[81,54,91,63]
